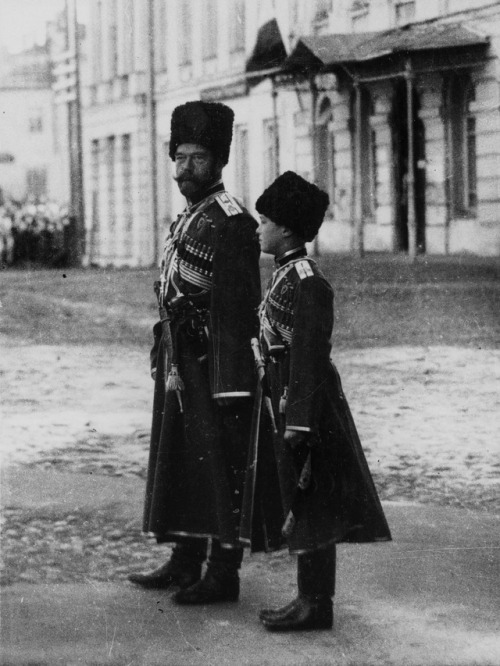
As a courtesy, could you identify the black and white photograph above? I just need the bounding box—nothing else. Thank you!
[1,1,499,664]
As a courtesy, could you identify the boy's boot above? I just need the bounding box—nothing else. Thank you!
[260,545,335,631]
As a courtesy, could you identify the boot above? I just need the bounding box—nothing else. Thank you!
[260,545,336,631]
[173,540,242,605]
[260,595,333,631]
[259,597,302,622]
[128,541,206,590]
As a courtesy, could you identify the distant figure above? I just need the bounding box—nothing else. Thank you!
[240,171,391,631]
[128,101,261,605]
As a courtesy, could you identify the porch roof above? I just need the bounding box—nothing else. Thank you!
[285,23,489,72]
[246,18,288,75]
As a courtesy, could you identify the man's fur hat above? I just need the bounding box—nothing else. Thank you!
[169,101,234,165]
[256,171,330,242]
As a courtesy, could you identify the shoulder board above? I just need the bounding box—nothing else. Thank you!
[295,260,314,280]
[214,192,243,217]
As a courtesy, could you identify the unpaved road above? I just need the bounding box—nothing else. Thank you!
[1,341,499,512]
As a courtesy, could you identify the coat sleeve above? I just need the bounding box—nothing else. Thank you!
[286,276,334,432]
[209,213,261,399]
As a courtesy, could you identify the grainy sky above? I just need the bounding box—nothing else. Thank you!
[0,0,88,53]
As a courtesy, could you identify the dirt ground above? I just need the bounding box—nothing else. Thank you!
[1,257,499,589]
[1,337,499,587]
[2,339,499,511]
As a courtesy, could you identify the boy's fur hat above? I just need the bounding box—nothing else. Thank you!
[256,171,329,242]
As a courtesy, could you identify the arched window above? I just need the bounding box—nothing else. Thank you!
[448,74,477,215]
[316,97,335,214]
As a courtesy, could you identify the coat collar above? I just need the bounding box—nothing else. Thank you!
[275,246,307,267]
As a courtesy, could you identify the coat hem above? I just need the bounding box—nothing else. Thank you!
[144,530,242,548]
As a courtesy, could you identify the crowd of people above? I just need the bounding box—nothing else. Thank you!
[0,199,72,268]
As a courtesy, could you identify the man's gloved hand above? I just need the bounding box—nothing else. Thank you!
[283,429,309,449]
[151,368,157,381]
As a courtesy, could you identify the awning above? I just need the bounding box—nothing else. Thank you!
[285,22,489,73]
[246,18,288,76]
[285,32,377,71]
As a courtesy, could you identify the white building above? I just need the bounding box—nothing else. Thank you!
[0,44,66,205]
[81,0,500,266]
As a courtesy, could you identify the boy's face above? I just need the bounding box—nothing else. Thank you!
[258,214,285,255]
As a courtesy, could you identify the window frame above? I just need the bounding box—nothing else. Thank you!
[201,0,217,61]
[393,0,416,27]
[263,118,278,187]
[178,0,193,66]
[447,74,477,217]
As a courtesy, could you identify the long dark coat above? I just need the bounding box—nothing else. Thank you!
[143,183,261,547]
[240,252,391,554]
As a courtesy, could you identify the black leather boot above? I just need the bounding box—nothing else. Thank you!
[128,541,206,590]
[260,595,333,631]
[260,545,336,631]
[173,540,242,605]
[259,597,302,622]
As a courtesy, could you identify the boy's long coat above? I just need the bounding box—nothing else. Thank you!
[240,253,391,553]
[143,182,261,547]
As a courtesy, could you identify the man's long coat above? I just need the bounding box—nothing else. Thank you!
[143,183,261,547]
[240,252,391,554]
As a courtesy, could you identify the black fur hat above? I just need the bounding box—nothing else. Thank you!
[169,101,234,165]
[256,171,330,242]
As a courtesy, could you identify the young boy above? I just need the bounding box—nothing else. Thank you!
[239,171,391,631]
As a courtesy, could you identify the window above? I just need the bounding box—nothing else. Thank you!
[351,0,370,29]
[394,1,415,26]
[162,141,173,228]
[26,169,47,201]
[316,99,335,212]
[350,87,376,222]
[89,139,100,261]
[263,119,278,186]
[448,75,477,215]
[121,135,133,256]
[229,0,245,53]
[314,0,333,23]
[28,109,43,133]
[123,0,135,73]
[202,0,217,60]
[234,125,250,208]
[109,0,118,78]
[178,0,192,66]
[156,0,168,71]
[94,0,103,81]
[106,136,116,237]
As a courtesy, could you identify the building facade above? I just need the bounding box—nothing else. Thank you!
[0,43,67,205]
[81,0,500,266]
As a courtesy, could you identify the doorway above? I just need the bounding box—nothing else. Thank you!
[391,80,426,253]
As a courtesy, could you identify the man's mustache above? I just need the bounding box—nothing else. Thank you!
[174,174,201,184]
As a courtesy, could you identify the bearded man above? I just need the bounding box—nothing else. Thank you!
[128,101,261,605]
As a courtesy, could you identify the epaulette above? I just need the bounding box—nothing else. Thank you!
[295,259,314,280]
[214,192,243,217]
